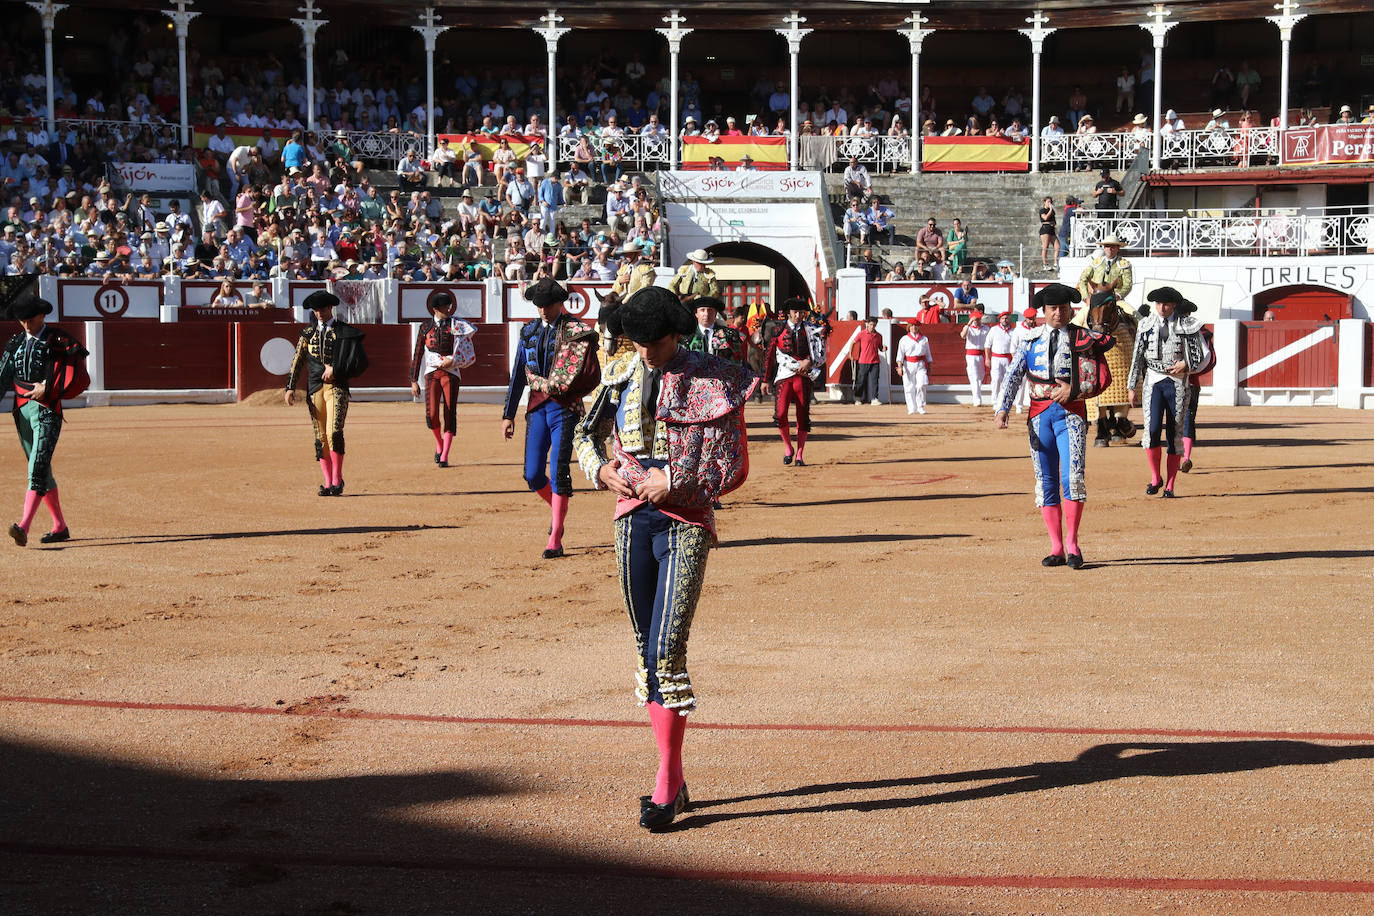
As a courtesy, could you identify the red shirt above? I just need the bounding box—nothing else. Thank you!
[855,329,883,364]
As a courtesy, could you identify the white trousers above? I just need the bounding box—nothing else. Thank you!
[901,368,928,414]
[990,356,1011,407]
[965,355,985,405]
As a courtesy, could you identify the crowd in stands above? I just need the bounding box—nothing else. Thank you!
[1,16,1369,284]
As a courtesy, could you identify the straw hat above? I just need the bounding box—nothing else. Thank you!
[1101,234,1124,248]
[1132,113,1148,125]
[685,249,714,264]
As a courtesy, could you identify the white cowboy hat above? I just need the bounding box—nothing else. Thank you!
[685,249,714,264]
[1132,113,1148,125]
[1100,234,1124,247]
[618,240,642,255]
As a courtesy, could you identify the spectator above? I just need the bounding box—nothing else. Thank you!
[397,148,426,187]
[1210,64,1236,111]
[430,137,457,183]
[1093,169,1122,212]
[1066,86,1088,129]
[210,278,244,307]
[857,247,883,282]
[1114,67,1136,114]
[843,198,868,244]
[915,217,946,265]
[953,278,979,307]
[946,218,969,275]
[864,198,896,246]
[884,261,907,282]
[842,156,871,202]
[1042,115,1064,138]
[506,167,536,216]
[281,130,308,173]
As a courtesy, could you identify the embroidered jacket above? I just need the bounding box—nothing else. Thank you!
[502,312,597,419]
[685,323,745,364]
[667,264,720,301]
[409,316,477,384]
[998,324,1115,419]
[286,320,368,394]
[1127,312,1208,390]
[765,320,826,384]
[573,347,758,540]
[611,261,657,298]
[1076,255,1134,300]
[0,325,89,412]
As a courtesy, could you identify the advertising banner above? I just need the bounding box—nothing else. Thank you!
[114,162,198,191]
[660,170,823,200]
[1282,124,1374,166]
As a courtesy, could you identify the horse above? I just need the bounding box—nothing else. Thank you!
[1082,290,1137,445]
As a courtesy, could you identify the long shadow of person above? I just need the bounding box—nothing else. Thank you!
[677,740,1374,828]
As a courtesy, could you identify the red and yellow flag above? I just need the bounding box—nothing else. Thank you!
[682,136,788,171]
[922,136,1029,172]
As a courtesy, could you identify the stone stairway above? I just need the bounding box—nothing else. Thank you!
[825,171,1105,276]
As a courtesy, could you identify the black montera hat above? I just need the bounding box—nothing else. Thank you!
[1178,298,1198,316]
[692,296,725,313]
[1147,286,1183,304]
[7,295,54,321]
[303,290,340,311]
[618,286,696,344]
[524,277,569,308]
[428,291,455,312]
[782,296,810,313]
[1032,283,1081,309]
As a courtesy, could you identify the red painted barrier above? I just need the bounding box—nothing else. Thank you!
[235,323,303,398]
[1239,321,1339,388]
[458,324,511,388]
[102,322,232,390]
[888,324,975,385]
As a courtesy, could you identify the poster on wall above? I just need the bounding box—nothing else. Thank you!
[399,283,485,321]
[55,279,163,319]
[505,282,614,320]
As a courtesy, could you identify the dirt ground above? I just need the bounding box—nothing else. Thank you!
[1,397,1372,915]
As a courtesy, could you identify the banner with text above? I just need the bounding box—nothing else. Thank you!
[114,162,198,191]
[922,137,1029,173]
[1282,124,1374,166]
[681,136,788,171]
[660,170,823,200]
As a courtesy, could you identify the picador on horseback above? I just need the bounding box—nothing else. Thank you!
[1075,233,1136,447]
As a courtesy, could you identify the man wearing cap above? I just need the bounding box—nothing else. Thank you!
[409,291,476,468]
[959,306,990,407]
[612,240,656,299]
[764,297,825,463]
[1092,169,1123,212]
[996,283,1115,569]
[284,290,369,496]
[895,315,934,415]
[985,309,1017,406]
[506,167,536,216]
[1127,286,1209,498]
[572,285,757,831]
[1,295,88,546]
[502,277,599,559]
[668,250,719,304]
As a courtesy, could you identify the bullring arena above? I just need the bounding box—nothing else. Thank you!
[3,398,1372,914]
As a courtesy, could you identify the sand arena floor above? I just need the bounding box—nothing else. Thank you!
[1,398,1371,915]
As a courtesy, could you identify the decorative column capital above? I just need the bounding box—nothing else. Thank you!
[162,0,199,37]
[535,9,571,53]
[656,9,692,55]
[897,10,935,54]
[412,7,449,53]
[1018,9,1055,54]
[290,0,328,44]
[1139,3,1176,48]
[775,9,812,56]
[1266,0,1305,41]
[25,0,67,32]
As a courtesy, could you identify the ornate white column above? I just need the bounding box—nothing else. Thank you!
[412,7,449,155]
[26,0,66,135]
[290,0,327,132]
[162,0,199,145]
[1267,0,1305,134]
[1019,9,1055,174]
[1139,3,1175,171]
[535,9,570,171]
[897,9,934,174]
[775,10,812,170]
[656,10,692,170]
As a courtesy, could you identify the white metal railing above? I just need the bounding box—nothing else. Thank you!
[1041,127,1280,172]
[555,132,673,173]
[1071,207,1374,258]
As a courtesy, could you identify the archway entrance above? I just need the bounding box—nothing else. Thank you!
[1253,285,1353,321]
[704,241,813,315]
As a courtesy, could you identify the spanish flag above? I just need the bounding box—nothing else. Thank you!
[437,134,536,162]
[922,136,1029,172]
[682,136,788,171]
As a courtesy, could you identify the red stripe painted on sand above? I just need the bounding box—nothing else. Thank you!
[3,694,1373,743]
[2,841,1371,893]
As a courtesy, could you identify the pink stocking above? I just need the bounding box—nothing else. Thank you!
[430,426,443,450]
[440,432,454,463]
[1165,453,1181,491]
[548,493,568,550]
[42,489,66,533]
[329,451,344,487]
[318,458,332,486]
[534,484,553,506]
[779,423,793,457]
[1062,499,1084,555]
[1146,447,1163,486]
[795,428,808,462]
[1040,505,1064,556]
[648,701,686,805]
[18,490,42,532]
[1182,437,1194,461]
